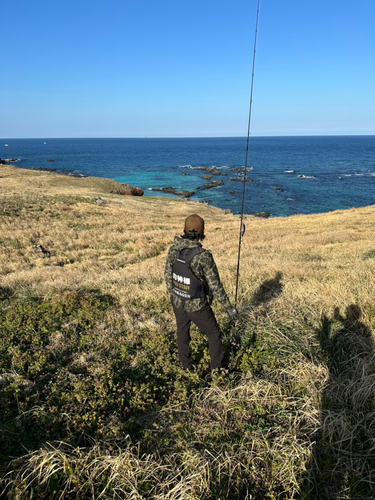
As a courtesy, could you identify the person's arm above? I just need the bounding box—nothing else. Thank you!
[200,251,232,310]
[164,246,175,294]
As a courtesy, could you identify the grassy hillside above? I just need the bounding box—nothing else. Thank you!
[1,165,375,499]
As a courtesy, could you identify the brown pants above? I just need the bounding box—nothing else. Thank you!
[173,305,224,369]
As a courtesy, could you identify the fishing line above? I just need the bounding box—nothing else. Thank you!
[231,0,261,367]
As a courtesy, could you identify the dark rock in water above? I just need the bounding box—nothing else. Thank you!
[229,177,253,182]
[30,167,88,177]
[202,175,212,180]
[0,158,6,164]
[229,190,236,194]
[186,166,227,176]
[47,159,55,162]
[2,158,20,163]
[273,187,285,192]
[181,172,189,176]
[150,187,194,198]
[31,167,57,172]
[199,180,225,191]
[254,212,271,218]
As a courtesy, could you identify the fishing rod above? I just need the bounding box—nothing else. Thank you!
[231,0,261,368]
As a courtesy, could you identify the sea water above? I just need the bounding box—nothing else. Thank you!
[1,136,374,217]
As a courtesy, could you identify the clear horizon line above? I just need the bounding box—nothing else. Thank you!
[2,133,375,140]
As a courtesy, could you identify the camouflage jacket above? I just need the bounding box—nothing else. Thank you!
[164,236,232,313]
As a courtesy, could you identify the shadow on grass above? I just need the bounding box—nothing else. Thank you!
[248,272,283,308]
[227,272,284,371]
[303,304,375,499]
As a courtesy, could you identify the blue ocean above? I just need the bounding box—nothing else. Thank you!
[1,136,374,217]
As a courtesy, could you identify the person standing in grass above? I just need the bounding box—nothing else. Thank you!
[164,214,238,371]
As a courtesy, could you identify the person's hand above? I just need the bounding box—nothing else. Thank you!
[226,307,239,322]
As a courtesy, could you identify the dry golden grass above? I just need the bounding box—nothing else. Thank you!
[1,165,375,499]
[2,165,374,309]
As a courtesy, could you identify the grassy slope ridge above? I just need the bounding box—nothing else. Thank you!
[1,165,375,499]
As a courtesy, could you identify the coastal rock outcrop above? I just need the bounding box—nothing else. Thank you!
[199,180,225,191]
[0,158,20,164]
[229,177,253,182]
[110,184,144,196]
[31,167,88,178]
[186,166,227,176]
[254,212,271,218]
[150,187,194,198]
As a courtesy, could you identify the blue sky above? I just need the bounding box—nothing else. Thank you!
[1,0,374,138]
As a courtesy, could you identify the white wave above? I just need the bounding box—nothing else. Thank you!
[298,175,315,179]
[284,170,294,173]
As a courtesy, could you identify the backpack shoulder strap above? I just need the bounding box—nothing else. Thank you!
[184,247,204,265]
[175,246,203,263]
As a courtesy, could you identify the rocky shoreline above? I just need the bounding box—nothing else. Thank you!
[0,158,20,164]
[151,168,252,199]
[1,159,270,215]
[150,186,194,198]
[0,163,144,197]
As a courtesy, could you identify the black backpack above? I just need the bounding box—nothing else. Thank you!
[172,247,206,300]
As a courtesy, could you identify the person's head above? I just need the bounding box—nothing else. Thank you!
[182,214,205,241]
